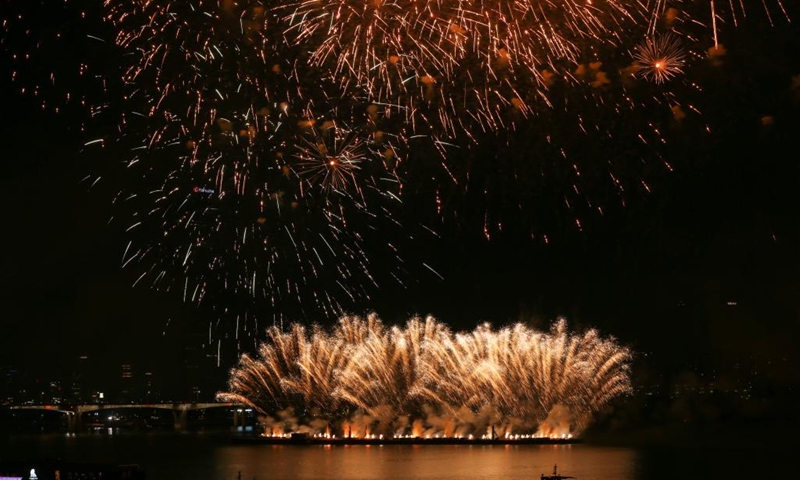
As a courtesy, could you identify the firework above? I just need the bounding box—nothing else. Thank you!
[293,120,370,194]
[21,0,419,332]
[0,1,111,122]
[708,0,790,46]
[96,0,419,329]
[271,1,701,243]
[275,1,663,136]
[2,0,794,335]
[217,314,632,438]
[634,33,686,84]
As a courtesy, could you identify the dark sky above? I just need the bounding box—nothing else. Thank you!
[1,2,799,398]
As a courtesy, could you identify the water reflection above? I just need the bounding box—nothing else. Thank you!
[0,433,794,480]
[212,444,637,480]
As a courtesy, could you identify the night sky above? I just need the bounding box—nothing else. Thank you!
[1,1,798,413]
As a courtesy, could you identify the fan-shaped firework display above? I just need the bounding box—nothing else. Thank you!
[217,315,632,439]
[1,0,793,330]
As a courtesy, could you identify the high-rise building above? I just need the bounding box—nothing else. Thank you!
[0,365,21,404]
[67,355,91,403]
[120,363,133,402]
[143,371,156,402]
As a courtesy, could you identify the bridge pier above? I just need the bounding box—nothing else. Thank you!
[233,409,243,430]
[232,407,256,431]
[173,407,188,431]
[66,411,82,432]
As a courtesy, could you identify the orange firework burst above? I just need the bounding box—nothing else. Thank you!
[634,33,686,84]
[293,121,366,194]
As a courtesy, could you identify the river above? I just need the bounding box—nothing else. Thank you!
[0,430,792,480]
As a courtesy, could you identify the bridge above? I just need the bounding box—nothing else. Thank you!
[5,402,251,432]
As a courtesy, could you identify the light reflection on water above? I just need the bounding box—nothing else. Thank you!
[0,432,793,480]
[211,443,636,480]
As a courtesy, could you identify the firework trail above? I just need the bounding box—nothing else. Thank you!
[218,322,354,415]
[218,314,632,438]
[271,1,668,242]
[334,315,452,429]
[276,1,668,135]
[274,1,785,138]
[1,1,793,333]
[96,0,424,328]
[634,33,686,84]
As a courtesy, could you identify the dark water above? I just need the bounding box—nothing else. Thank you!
[0,431,792,480]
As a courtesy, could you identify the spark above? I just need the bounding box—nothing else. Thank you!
[218,314,632,439]
[634,34,686,84]
[1,0,793,335]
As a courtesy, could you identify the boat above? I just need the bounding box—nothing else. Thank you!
[541,464,575,480]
